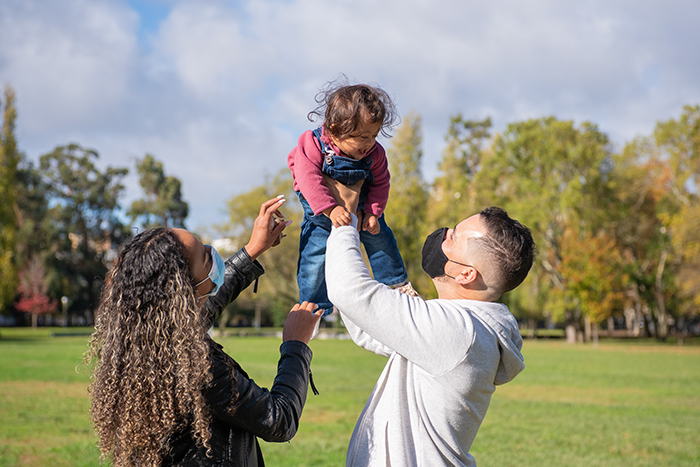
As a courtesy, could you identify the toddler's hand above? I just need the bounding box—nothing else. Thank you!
[362,213,380,234]
[329,205,353,227]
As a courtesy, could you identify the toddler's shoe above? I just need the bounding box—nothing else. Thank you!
[394,281,420,298]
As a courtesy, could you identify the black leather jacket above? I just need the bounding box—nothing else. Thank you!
[163,247,313,466]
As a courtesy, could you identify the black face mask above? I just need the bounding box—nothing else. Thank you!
[421,227,450,278]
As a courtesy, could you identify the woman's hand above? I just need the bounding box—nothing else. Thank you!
[283,301,324,344]
[244,196,292,261]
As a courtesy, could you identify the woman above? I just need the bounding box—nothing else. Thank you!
[86,197,322,466]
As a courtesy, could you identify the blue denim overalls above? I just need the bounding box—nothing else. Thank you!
[296,127,407,315]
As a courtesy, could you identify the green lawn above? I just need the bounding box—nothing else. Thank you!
[1,328,699,466]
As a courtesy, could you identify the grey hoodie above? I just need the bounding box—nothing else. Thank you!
[326,222,524,467]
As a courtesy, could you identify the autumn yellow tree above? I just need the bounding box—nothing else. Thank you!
[613,105,700,338]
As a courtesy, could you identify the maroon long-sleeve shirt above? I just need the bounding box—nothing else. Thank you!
[287,127,390,217]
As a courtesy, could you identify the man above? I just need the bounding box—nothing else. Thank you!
[326,206,536,467]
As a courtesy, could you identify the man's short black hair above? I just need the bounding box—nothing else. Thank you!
[478,207,536,294]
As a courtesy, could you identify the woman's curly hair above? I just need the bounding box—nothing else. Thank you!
[85,228,213,466]
[308,75,400,140]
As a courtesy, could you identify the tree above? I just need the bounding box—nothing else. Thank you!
[128,154,189,228]
[557,226,627,342]
[653,105,700,332]
[613,105,700,338]
[14,256,57,328]
[0,84,19,313]
[217,170,302,327]
[11,154,58,325]
[476,117,616,341]
[14,155,52,277]
[39,144,129,323]
[429,116,492,230]
[384,112,431,295]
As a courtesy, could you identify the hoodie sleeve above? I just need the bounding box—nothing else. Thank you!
[326,217,475,375]
[340,312,395,358]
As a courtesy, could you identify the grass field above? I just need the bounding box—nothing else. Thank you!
[0,327,699,466]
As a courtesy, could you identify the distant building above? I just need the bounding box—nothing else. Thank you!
[211,238,237,255]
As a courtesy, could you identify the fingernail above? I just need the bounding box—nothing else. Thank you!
[276,194,285,199]
[285,220,293,226]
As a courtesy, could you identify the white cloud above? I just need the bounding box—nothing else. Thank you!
[1,0,699,228]
[0,0,138,133]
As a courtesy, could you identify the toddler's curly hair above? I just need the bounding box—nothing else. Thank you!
[308,76,400,140]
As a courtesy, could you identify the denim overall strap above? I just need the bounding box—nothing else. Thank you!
[313,127,374,206]
[312,126,334,158]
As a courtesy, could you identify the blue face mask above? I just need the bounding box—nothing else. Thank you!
[195,246,225,298]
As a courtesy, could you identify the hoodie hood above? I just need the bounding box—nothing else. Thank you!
[474,302,525,385]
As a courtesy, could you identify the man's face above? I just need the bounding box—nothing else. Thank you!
[441,214,487,271]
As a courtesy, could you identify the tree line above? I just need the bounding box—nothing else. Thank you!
[217,110,699,342]
[2,82,698,340]
[0,85,188,327]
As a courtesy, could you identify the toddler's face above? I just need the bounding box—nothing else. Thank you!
[332,120,381,160]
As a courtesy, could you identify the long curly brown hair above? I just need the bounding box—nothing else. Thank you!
[86,228,213,466]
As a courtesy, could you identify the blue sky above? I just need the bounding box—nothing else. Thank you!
[127,0,170,48]
[1,0,699,232]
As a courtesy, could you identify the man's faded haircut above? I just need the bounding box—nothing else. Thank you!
[475,207,536,294]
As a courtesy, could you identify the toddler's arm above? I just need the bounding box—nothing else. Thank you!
[363,144,390,217]
[288,131,338,215]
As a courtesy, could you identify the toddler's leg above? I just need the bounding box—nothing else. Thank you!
[360,215,408,286]
[360,219,421,297]
[297,217,334,313]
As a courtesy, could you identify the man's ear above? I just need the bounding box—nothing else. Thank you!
[454,267,479,286]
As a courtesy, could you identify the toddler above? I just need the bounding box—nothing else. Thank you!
[287,80,419,316]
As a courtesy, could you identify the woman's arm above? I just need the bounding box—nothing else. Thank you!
[203,197,290,325]
[205,301,321,443]
[206,340,313,442]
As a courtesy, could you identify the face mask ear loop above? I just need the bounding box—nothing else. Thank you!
[195,246,225,298]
